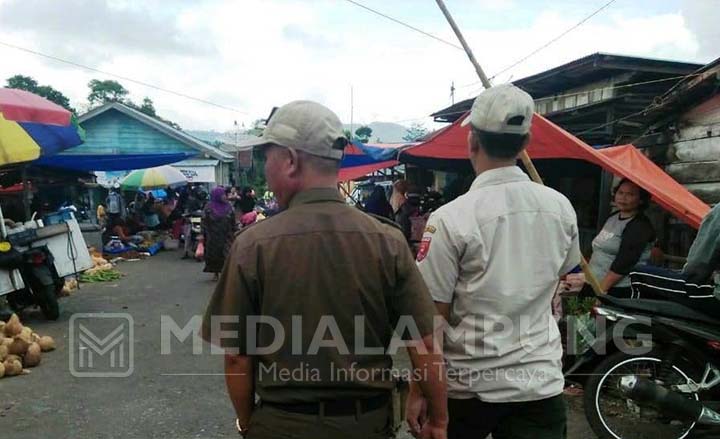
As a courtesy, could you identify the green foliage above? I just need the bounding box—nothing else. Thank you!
[87,79,129,106]
[354,125,372,143]
[251,148,267,194]
[403,122,429,142]
[343,129,352,140]
[6,74,74,112]
[565,296,597,316]
[6,74,38,90]
[246,119,266,137]
[139,97,156,117]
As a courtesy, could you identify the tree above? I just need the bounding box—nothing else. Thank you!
[403,122,429,142]
[139,97,156,117]
[246,118,266,137]
[6,74,74,112]
[6,75,38,91]
[343,129,352,140]
[354,125,373,143]
[87,79,129,106]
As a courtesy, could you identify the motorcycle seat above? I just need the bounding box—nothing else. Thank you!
[599,296,720,326]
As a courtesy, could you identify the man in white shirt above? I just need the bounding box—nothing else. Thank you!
[407,84,581,439]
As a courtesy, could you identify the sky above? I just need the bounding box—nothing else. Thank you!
[0,0,717,132]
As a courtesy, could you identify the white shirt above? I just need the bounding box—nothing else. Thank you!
[417,166,581,402]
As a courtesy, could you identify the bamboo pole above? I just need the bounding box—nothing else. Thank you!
[434,0,604,295]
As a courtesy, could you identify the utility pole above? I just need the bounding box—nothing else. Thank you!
[350,85,354,141]
[450,81,456,105]
[234,120,239,187]
[434,0,604,295]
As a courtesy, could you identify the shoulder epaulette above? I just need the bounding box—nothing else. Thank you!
[366,213,403,232]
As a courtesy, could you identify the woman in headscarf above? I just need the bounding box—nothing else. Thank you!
[202,186,237,280]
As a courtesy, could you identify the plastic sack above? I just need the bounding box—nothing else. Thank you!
[195,241,205,260]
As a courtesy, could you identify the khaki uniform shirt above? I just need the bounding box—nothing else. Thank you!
[417,166,581,403]
[202,188,437,403]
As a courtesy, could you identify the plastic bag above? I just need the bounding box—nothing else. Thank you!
[195,241,205,260]
[566,312,596,356]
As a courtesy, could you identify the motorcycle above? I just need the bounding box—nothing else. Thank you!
[573,294,720,439]
[180,210,203,259]
[0,244,62,320]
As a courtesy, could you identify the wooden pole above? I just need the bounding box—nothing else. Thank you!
[434,0,604,295]
[22,166,31,221]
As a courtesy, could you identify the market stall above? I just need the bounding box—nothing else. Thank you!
[338,141,408,182]
[0,88,92,299]
[402,112,710,228]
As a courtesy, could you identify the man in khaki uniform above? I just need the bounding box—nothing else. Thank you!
[201,101,448,439]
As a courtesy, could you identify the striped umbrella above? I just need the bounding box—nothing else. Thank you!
[120,165,188,190]
[0,88,84,167]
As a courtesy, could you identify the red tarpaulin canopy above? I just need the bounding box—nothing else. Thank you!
[403,113,710,228]
[338,160,399,181]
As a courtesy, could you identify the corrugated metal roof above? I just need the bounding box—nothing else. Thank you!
[174,159,219,167]
[79,103,234,161]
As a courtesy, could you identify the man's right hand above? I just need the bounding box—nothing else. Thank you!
[406,389,428,437]
[420,422,448,439]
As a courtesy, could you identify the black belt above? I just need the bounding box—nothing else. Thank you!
[264,393,390,417]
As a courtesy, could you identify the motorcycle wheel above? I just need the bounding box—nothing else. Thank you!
[34,282,60,320]
[584,350,700,439]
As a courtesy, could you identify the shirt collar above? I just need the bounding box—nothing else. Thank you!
[288,187,345,208]
[469,165,530,191]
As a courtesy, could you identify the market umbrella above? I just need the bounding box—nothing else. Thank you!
[0,88,85,236]
[120,165,187,190]
[0,88,85,166]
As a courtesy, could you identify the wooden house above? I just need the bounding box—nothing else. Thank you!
[75,102,234,185]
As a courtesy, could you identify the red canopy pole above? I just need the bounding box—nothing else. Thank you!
[434,0,604,295]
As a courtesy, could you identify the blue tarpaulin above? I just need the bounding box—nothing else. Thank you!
[33,152,195,172]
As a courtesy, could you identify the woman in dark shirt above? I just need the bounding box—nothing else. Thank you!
[587,178,656,297]
[363,185,393,219]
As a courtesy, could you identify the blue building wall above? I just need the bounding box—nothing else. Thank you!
[68,109,196,155]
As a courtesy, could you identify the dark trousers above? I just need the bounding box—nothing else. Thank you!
[630,265,720,316]
[247,402,393,439]
[448,395,567,439]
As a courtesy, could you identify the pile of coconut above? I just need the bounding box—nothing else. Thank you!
[0,314,56,378]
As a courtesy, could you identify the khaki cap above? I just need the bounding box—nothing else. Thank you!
[240,100,347,160]
[461,83,534,135]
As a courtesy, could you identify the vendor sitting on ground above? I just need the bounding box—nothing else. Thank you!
[102,216,143,246]
[586,178,656,297]
[143,193,161,230]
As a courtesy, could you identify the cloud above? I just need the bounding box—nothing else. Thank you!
[0,0,711,132]
[681,0,720,60]
[474,0,517,11]
[283,24,341,51]
[0,0,215,65]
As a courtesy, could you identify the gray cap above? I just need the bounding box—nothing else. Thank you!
[461,83,534,135]
[240,100,347,160]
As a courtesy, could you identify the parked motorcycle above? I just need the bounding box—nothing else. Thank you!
[180,210,203,259]
[0,244,62,320]
[574,294,720,439]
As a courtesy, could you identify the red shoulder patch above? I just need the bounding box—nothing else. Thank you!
[416,237,432,262]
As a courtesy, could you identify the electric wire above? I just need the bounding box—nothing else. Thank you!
[0,40,248,114]
[342,0,464,50]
